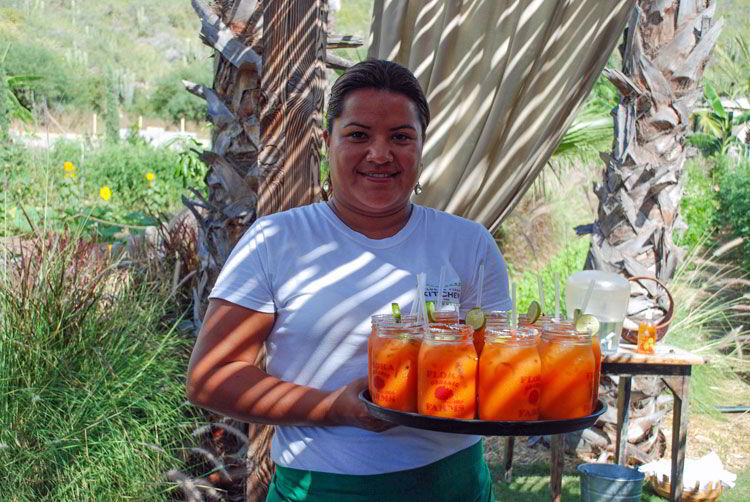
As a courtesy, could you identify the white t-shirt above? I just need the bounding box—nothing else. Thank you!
[209,202,511,474]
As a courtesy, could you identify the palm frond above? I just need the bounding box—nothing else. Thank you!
[553,117,613,158]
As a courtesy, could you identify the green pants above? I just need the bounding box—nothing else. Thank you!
[266,440,495,502]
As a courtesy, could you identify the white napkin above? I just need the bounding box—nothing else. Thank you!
[638,452,737,490]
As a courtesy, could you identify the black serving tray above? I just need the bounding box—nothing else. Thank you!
[359,390,607,436]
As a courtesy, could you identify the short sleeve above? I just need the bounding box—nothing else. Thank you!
[208,219,276,313]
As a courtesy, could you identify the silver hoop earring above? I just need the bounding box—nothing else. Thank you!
[414,181,423,195]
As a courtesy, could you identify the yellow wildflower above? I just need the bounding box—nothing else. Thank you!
[99,186,112,201]
[146,172,155,182]
[63,161,77,179]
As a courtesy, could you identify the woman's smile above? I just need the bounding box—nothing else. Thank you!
[324,88,423,224]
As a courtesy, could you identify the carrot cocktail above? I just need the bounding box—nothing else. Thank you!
[370,321,423,412]
[418,324,477,419]
[369,314,416,394]
[538,326,596,419]
[478,327,541,421]
[591,333,601,413]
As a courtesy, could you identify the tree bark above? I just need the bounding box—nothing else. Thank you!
[186,1,327,500]
[584,0,721,464]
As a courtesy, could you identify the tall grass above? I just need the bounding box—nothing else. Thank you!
[666,242,750,413]
[0,230,201,500]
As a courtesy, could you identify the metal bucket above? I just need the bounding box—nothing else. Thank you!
[578,463,644,502]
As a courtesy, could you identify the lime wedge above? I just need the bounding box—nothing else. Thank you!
[526,300,542,324]
[575,314,600,335]
[466,307,486,330]
[391,302,401,322]
[425,301,436,323]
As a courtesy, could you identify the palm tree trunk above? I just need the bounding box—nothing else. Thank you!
[185,1,327,500]
[584,0,722,463]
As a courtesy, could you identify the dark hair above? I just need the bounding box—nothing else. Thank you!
[327,59,430,139]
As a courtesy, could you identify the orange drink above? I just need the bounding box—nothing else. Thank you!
[370,321,423,412]
[369,315,417,398]
[591,335,601,413]
[478,327,541,421]
[369,314,393,392]
[418,324,477,419]
[538,326,596,419]
[637,319,656,354]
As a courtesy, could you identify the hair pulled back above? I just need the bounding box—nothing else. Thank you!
[327,59,430,139]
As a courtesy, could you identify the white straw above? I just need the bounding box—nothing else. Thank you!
[408,275,418,316]
[476,263,485,308]
[511,281,517,329]
[417,273,427,325]
[581,279,596,314]
[436,266,446,311]
[537,275,545,314]
[555,273,561,320]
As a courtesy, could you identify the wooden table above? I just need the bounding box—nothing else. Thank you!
[503,343,707,502]
[602,343,707,502]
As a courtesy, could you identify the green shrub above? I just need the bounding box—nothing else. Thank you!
[0,36,94,112]
[717,157,750,266]
[1,140,189,239]
[148,62,212,124]
[49,140,181,203]
[508,237,590,318]
[676,157,720,249]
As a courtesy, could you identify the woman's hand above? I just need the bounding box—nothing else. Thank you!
[326,376,394,432]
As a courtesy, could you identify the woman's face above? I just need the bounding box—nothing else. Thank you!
[325,89,423,218]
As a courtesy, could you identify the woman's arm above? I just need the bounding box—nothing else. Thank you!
[187,298,390,431]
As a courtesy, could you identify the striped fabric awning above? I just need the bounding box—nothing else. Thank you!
[368,0,637,232]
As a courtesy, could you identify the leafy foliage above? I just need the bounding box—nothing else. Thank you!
[687,83,750,156]
[141,62,212,124]
[508,237,590,318]
[553,73,617,159]
[0,43,38,131]
[676,158,721,249]
[717,157,750,267]
[1,140,189,240]
[710,35,750,98]
[165,137,209,188]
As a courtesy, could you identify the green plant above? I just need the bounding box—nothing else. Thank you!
[668,243,750,412]
[676,157,720,249]
[508,237,590,318]
[166,137,208,188]
[148,62,212,124]
[687,83,750,156]
[711,35,750,98]
[1,139,190,240]
[0,230,201,500]
[0,43,39,132]
[553,73,617,159]
[717,158,750,267]
[104,70,119,143]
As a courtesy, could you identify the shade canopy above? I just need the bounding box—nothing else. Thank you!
[368,0,637,232]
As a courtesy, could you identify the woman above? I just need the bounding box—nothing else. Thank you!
[187,60,511,501]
